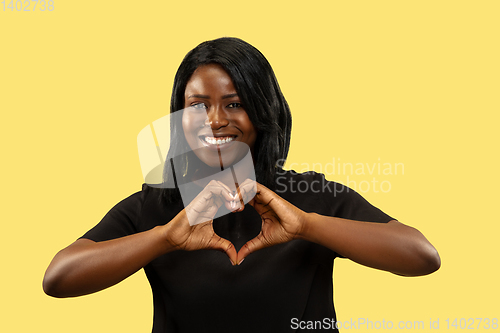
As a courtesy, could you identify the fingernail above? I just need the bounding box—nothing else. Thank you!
[230,201,236,210]
[237,258,245,265]
[230,259,235,266]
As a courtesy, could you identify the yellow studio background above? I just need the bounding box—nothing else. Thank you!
[1,1,498,332]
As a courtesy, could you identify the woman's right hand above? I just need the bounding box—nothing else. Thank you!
[162,180,239,265]
[43,180,240,298]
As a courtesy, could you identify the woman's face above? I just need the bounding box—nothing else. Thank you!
[182,64,257,169]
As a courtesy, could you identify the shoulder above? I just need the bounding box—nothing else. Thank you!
[103,184,167,226]
[111,184,157,211]
[80,184,182,241]
[79,185,149,241]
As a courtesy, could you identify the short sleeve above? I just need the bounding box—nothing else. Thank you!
[314,172,395,259]
[79,185,147,242]
[331,183,395,223]
[278,170,395,260]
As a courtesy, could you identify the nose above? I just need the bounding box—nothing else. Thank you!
[206,106,229,129]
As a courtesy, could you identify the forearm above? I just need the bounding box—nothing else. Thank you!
[300,214,440,276]
[43,225,174,298]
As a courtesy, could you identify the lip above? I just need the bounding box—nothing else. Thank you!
[198,134,237,151]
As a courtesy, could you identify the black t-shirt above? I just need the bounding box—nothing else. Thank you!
[81,170,393,333]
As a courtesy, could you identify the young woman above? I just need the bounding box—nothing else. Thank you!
[43,37,440,332]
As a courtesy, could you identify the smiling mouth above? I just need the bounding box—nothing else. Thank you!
[200,135,236,146]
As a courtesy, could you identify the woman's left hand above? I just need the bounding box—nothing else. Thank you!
[232,179,440,276]
[234,179,307,264]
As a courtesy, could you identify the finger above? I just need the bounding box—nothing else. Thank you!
[208,235,238,266]
[216,179,246,213]
[224,198,243,213]
[228,180,245,213]
[236,233,267,265]
[216,180,233,197]
[194,181,234,215]
[195,185,228,208]
[234,181,244,208]
[186,191,223,225]
[237,178,257,205]
[186,184,227,226]
[212,180,241,212]
[246,182,270,209]
[252,183,285,215]
[206,180,234,202]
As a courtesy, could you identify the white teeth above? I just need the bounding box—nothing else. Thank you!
[204,136,234,145]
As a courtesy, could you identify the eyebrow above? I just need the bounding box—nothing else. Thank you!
[187,94,210,99]
[186,93,239,99]
[221,93,239,99]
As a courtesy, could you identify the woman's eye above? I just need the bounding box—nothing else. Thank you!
[227,102,242,109]
[191,103,207,109]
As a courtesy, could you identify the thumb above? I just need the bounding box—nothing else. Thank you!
[236,233,267,265]
[209,236,238,266]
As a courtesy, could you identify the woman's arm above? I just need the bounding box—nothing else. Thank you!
[300,216,440,276]
[43,181,238,298]
[43,226,174,298]
[236,181,440,276]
